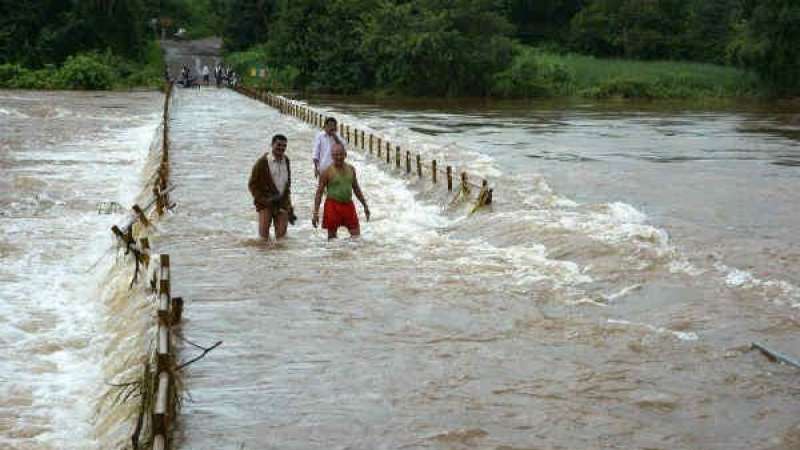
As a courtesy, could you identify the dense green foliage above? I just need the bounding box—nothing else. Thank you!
[490,46,758,98]
[218,0,798,97]
[0,46,164,90]
[1,0,797,95]
[0,0,168,89]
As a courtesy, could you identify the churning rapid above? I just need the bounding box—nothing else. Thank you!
[0,90,163,449]
[2,85,799,450]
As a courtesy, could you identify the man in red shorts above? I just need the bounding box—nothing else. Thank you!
[312,143,370,239]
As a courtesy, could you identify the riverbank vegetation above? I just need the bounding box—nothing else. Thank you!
[1,0,797,97]
[219,0,798,99]
[0,0,170,90]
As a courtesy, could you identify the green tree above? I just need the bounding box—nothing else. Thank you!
[684,0,738,63]
[224,0,276,51]
[570,0,690,60]
[361,0,515,96]
[728,0,800,93]
[504,0,584,44]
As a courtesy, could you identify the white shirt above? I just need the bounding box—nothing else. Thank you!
[202,66,209,76]
[269,157,288,196]
[312,131,344,173]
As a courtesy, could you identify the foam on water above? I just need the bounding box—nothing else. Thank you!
[607,318,699,341]
[0,107,30,119]
[0,103,160,449]
[714,262,800,306]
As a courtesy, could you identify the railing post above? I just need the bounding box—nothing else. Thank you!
[416,154,422,177]
[405,151,411,174]
[447,166,453,191]
[432,160,437,183]
[386,142,390,164]
[369,134,373,154]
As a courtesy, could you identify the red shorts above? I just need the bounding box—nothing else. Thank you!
[322,198,359,231]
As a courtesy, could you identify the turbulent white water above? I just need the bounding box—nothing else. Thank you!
[0,90,162,449]
[3,86,800,450]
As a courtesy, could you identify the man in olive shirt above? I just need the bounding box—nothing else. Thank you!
[312,143,370,239]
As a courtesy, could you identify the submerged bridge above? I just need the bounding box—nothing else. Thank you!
[90,40,800,450]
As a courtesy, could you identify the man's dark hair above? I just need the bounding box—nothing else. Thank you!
[272,134,287,144]
[324,117,337,126]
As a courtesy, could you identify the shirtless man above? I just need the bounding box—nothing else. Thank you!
[312,143,370,239]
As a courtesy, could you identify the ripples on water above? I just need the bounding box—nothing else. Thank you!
[3,88,800,449]
[157,90,800,449]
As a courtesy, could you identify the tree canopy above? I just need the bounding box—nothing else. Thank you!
[1,0,797,95]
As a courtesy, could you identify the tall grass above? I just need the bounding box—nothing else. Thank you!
[492,45,762,99]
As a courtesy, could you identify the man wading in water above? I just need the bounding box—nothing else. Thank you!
[312,117,343,179]
[249,134,295,240]
[312,143,370,239]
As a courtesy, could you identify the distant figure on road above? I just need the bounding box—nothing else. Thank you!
[312,117,344,178]
[214,63,223,88]
[249,134,295,240]
[312,144,370,239]
[202,65,210,86]
[180,64,192,87]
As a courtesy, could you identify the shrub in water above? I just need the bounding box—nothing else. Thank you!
[0,64,27,85]
[583,78,660,99]
[58,54,114,90]
[491,48,573,98]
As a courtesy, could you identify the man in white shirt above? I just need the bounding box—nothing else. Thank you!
[312,117,344,178]
[248,134,293,240]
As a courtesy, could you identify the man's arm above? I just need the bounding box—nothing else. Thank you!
[312,170,328,228]
[312,134,322,178]
[351,166,370,221]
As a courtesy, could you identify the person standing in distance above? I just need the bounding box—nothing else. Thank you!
[312,117,344,179]
[248,134,294,240]
[312,143,370,239]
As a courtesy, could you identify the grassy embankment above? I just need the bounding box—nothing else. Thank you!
[492,47,761,99]
[226,44,762,99]
[0,40,165,91]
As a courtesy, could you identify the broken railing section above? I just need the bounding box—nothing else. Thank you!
[103,82,183,450]
[234,86,493,212]
[109,81,176,288]
[752,342,800,369]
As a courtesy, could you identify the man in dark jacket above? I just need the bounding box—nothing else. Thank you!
[248,134,293,240]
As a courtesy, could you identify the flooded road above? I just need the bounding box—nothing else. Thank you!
[159,89,799,449]
[2,84,799,450]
